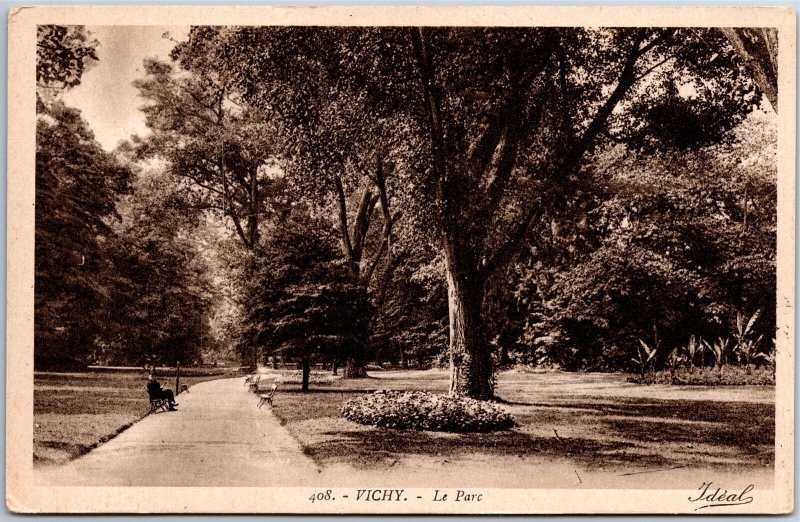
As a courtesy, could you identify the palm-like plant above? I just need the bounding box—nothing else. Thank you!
[632,339,659,381]
[666,347,684,383]
[754,337,777,379]
[682,335,701,373]
[733,309,763,367]
[703,337,731,375]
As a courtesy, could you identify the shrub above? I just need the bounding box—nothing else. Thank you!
[341,390,516,433]
[273,370,338,385]
[628,366,774,386]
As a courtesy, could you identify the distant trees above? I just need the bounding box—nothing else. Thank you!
[242,209,371,391]
[102,169,216,367]
[35,102,216,368]
[35,25,219,369]
[207,27,417,378]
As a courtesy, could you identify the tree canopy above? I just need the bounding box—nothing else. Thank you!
[196,26,766,398]
[34,24,777,397]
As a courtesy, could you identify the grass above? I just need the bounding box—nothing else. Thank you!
[268,369,775,474]
[34,368,241,464]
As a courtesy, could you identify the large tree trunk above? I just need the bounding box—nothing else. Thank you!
[444,245,494,400]
[343,356,368,378]
[343,360,368,378]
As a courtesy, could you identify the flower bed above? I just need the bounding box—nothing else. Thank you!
[272,370,338,385]
[341,390,515,433]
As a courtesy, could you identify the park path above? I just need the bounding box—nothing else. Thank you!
[36,377,321,487]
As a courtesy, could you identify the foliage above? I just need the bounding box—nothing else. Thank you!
[732,309,763,365]
[35,28,226,369]
[132,54,285,251]
[166,26,769,399]
[37,25,98,92]
[240,208,372,386]
[36,26,777,392]
[703,337,732,369]
[720,28,778,113]
[342,390,515,432]
[35,102,132,369]
[632,337,659,379]
[632,366,774,386]
[511,114,776,371]
[102,169,216,366]
[682,335,703,372]
[371,247,448,368]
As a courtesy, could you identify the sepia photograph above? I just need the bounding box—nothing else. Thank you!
[6,5,795,514]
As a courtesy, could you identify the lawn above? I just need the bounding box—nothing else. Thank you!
[34,368,242,464]
[265,369,775,486]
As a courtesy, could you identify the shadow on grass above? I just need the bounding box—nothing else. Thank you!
[301,428,672,470]
[297,395,774,471]
[512,397,774,448]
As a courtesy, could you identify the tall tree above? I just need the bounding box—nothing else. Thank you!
[104,168,216,367]
[244,209,371,390]
[195,27,422,377]
[407,27,758,398]
[134,35,290,369]
[202,26,761,399]
[133,52,281,253]
[35,102,132,369]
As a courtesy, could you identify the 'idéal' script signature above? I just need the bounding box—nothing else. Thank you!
[688,482,754,511]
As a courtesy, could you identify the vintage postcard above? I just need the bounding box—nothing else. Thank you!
[6,5,795,514]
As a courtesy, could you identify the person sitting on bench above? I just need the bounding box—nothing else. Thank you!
[147,374,178,411]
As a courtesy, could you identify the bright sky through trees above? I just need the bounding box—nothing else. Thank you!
[63,26,189,151]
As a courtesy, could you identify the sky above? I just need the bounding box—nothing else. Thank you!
[62,26,190,151]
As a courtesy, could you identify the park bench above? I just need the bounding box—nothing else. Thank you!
[257,383,278,408]
[245,373,261,392]
[147,387,169,413]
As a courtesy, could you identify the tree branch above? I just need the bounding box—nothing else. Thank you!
[561,30,649,177]
[376,249,410,310]
[719,27,778,113]
[482,205,543,278]
[363,158,401,285]
[226,201,250,249]
[350,185,377,261]
[410,28,449,225]
[363,211,402,285]
[333,176,355,261]
[633,54,676,82]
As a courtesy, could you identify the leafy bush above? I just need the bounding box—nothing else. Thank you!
[507,116,776,372]
[273,370,338,385]
[629,366,774,386]
[341,390,515,433]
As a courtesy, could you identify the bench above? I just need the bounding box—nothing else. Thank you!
[257,383,278,408]
[147,387,169,413]
[245,373,261,392]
